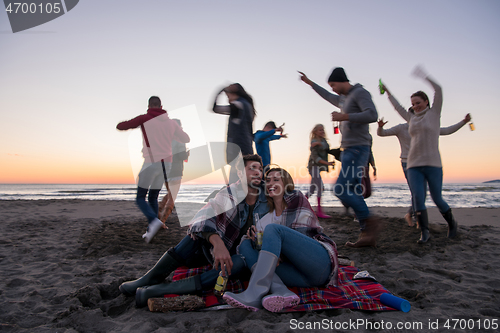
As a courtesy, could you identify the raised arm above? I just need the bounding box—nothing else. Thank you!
[298,71,340,107]
[440,114,470,135]
[377,118,402,137]
[254,129,277,143]
[425,76,443,112]
[212,89,231,115]
[380,82,410,122]
[116,114,149,130]
[412,65,442,113]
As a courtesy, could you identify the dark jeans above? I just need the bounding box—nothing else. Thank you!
[136,187,161,223]
[172,235,248,290]
[333,145,371,226]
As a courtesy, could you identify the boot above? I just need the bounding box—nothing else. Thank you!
[441,208,458,238]
[261,274,299,312]
[142,218,164,243]
[316,197,331,219]
[119,250,182,297]
[135,275,202,308]
[416,210,430,244]
[223,251,278,311]
[345,216,381,248]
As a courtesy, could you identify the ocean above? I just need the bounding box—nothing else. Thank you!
[1,183,499,208]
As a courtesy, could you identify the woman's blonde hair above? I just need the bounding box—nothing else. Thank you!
[310,124,326,142]
[265,167,294,213]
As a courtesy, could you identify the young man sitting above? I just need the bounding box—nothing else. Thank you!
[119,154,270,307]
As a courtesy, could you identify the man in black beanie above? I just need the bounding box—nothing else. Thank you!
[298,68,381,248]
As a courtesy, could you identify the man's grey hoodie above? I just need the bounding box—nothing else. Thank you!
[312,83,377,148]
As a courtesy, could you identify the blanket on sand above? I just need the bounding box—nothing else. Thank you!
[167,265,395,312]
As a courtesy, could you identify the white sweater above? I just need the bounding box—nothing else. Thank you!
[389,77,444,168]
[377,119,467,164]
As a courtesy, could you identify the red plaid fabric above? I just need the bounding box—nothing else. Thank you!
[169,265,395,312]
[172,265,242,293]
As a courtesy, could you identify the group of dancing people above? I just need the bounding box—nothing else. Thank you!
[117,64,470,312]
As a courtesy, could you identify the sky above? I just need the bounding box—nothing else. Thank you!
[1,0,499,185]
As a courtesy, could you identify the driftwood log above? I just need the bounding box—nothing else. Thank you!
[147,295,205,312]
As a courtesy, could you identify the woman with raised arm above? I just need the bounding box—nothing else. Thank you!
[377,113,471,227]
[383,66,459,243]
[213,83,256,184]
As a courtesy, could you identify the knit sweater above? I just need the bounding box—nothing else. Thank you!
[389,77,444,168]
[311,83,377,148]
[377,119,467,164]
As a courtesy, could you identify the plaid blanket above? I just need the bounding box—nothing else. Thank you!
[170,265,395,312]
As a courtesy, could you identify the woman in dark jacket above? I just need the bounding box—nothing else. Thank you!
[213,83,256,183]
[306,124,335,218]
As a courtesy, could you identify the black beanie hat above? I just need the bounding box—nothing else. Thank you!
[264,121,277,129]
[328,67,349,83]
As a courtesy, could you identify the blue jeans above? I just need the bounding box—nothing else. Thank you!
[173,235,247,290]
[136,187,161,223]
[401,162,414,216]
[403,162,430,216]
[407,166,450,213]
[136,161,171,223]
[333,145,371,224]
[238,224,331,288]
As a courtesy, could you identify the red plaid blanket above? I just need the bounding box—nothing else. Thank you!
[170,265,395,312]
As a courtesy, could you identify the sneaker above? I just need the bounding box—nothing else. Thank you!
[142,218,164,243]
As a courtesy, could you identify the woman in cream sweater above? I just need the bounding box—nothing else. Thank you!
[382,66,458,244]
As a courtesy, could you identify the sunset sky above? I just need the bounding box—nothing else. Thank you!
[1,0,499,185]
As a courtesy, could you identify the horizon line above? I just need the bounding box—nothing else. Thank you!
[1,180,498,186]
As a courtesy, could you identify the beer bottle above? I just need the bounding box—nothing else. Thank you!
[214,269,228,296]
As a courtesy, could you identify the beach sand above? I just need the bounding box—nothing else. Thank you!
[1,199,500,332]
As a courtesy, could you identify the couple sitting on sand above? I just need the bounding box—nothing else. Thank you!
[119,154,339,312]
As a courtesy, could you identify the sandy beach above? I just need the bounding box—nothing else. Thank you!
[1,199,500,332]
